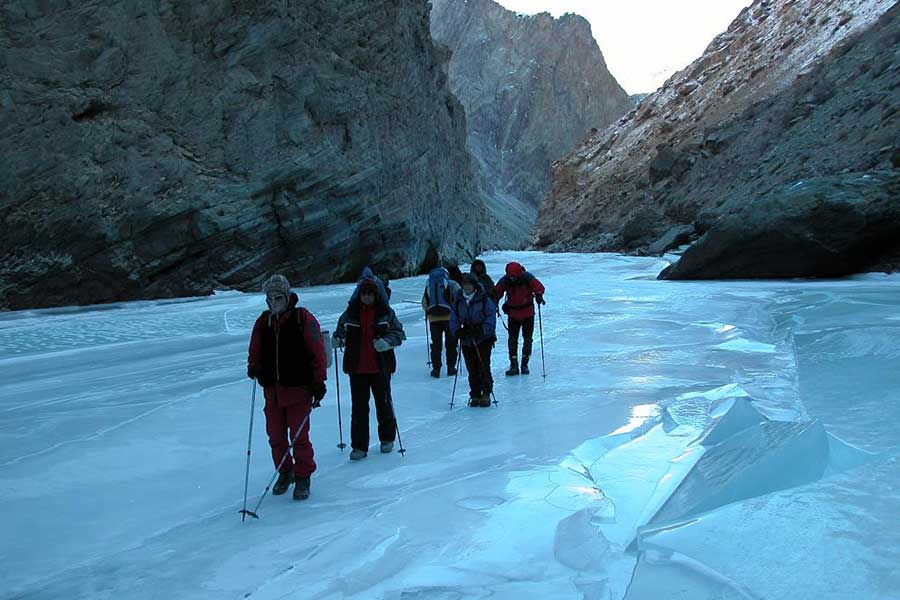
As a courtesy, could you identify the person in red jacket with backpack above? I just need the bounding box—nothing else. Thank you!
[247,274,327,501]
[494,262,545,376]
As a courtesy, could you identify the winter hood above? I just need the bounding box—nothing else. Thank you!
[350,266,390,306]
[505,262,525,278]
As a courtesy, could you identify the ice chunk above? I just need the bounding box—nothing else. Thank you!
[553,507,611,571]
[650,420,831,524]
[699,397,768,446]
[824,432,874,474]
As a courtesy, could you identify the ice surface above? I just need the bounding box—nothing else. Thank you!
[1,251,899,599]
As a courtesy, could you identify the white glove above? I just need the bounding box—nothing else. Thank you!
[373,338,392,352]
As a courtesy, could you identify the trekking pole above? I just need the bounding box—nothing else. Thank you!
[377,354,406,456]
[425,317,432,367]
[498,311,509,332]
[239,380,258,522]
[472,341,499,406]
[538,303,546,379]
[334,346,346,451]
[449,351,462,409]
[242,410,312,520]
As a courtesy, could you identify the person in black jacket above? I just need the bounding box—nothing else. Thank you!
[470,259,497,304]
[333,268,405,460]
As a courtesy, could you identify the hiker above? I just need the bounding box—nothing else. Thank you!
[494,261,545,376]
[450,273,497,407]
[247,274,327,501]
[446,263,465,287]
[470,258,497,304]
[333,268,405,460]
[422,266,462,378]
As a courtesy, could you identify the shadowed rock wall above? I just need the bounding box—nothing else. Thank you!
[0,0,484,309]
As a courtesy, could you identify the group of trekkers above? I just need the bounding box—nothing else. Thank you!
[245,260,545,501]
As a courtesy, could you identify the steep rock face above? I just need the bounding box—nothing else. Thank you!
[430,0,632,243]
[536,0,899,260]
[0,0,483,310]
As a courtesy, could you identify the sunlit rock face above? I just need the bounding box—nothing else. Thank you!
[430,0,632,245]
[536,0,900,273]
[0,1,484,310]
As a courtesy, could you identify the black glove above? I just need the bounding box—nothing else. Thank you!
[247,364,259,380]
[311,382,326,408]
[457,326,473,339]
[535,295,545,305]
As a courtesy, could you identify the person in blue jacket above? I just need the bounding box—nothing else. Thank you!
[450,273,497,407]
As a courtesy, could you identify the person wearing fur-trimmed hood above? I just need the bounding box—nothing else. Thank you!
[333,267,406,460]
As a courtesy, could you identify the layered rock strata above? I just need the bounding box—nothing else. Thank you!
[0,0,483,310]
[430,0,632,243]
[536,0,899,278]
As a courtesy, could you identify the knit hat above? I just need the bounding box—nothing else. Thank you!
[461,273,478,287]
[263,274,291,297]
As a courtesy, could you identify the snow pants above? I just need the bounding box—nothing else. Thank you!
[263,392,316,478]
[507,316,535,358]
[462,339,494,399]
[349,373,396,452]
[429,320,458,369]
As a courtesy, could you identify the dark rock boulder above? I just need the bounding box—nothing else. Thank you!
[648,225,695,255]
[659,172,900,279]
[0,0,484,310]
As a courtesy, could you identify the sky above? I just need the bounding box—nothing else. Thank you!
[495,0,754,94]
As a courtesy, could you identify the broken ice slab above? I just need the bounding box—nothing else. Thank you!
[697,396,768,446]
[648,418,872,526]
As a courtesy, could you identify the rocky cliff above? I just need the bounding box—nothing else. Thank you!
[0,0,483,310]
[430,0,632,243]
[536,0,899,272]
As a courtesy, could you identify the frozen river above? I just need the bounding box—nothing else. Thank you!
[1,251,898,599]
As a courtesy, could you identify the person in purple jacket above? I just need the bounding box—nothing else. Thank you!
[450,273,497,407]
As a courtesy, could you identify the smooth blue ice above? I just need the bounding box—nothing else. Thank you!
[1,252,898,599]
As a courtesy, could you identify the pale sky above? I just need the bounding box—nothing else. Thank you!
[495,0,753,94]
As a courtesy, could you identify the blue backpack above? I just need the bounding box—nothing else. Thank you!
[426,267,451,317]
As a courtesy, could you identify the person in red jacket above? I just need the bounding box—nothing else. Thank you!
[494,262,545,376]
[247,274,327,501]
[333,268,406,460]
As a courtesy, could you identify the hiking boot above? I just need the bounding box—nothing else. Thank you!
[468,393,481,407]
[349,449,367,460]
[380,441,394,454]
[477,392,492,407]
[272,470,294,495]
[505,356,519,376]
[430,366,441,378]
[520,355,530,375]
[447,365,458,377]
[293,476,310,501]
